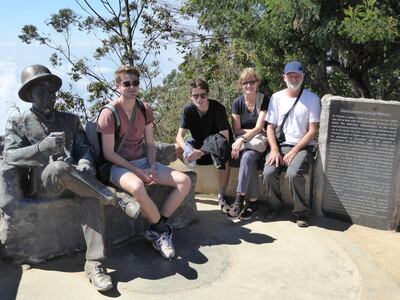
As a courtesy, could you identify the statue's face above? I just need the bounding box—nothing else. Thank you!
[30,81,57,113]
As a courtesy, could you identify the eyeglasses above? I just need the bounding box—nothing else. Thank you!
[191,93,207,99]
[121,80,139,87]
[242,80,256,86]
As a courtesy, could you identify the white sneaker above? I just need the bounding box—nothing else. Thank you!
[144,229,176,259]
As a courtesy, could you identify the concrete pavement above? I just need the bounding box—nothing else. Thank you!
[1,195,400,300]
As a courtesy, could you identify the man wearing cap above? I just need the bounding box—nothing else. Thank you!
[3,64,140,291]
[262,61,320,227]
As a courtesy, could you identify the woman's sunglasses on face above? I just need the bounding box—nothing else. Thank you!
[242,80,256,86]
[191,93,207,99]
[121,80,140,87]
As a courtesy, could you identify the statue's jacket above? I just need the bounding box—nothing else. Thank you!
[3,109,94,196]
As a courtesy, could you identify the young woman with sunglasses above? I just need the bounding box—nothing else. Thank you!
[97,65,191,259]
[228,68,269,220]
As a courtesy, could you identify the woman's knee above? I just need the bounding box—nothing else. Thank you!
[241,151,259,165]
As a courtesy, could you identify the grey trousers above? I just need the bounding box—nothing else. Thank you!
[39,161,106,261]
[262,145,313,217]
[237,149,263,199]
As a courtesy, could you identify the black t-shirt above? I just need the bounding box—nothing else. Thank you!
[231,94,269,129]
[179,99,230,147]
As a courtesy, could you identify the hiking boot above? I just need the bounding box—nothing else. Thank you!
[240,204,258,220]
[84,261,113,292]
[144,229,176,259]
[116,192,140,219]
[296,216,310,228]
[227,195,245,220]
[218,194,230,214]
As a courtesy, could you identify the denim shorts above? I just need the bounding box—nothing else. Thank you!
[110,157,170,188]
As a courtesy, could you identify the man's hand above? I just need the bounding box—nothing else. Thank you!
[147,164,157,185]
[136,168,158,185]
[282,148,299,166]
[39,132,65,155]
[187,149,204,162]
[147,169,157,185]
[266,149,282,167]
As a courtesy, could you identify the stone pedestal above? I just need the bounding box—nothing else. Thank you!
[314,95,400,230]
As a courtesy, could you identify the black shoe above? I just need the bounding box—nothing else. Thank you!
[240,204,258,220]
[296,216,310,228]
[84,261,113,292]
[218,194,230,214]
[227,195,245,220]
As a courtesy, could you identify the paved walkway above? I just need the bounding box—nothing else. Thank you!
[1,195,400,300]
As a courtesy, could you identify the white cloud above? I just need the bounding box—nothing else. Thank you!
[0,59,31,136]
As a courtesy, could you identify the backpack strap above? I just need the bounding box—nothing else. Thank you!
[255,92,264,115]
[136,98,147,123]
[98,103,121,150]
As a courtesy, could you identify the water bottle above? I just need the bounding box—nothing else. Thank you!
[183,142,196,167]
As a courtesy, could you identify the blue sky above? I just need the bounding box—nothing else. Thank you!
[0,0,185,135]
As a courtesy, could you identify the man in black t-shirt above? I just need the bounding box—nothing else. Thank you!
[176,78,231,212]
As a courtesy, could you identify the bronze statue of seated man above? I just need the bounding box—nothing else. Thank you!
[3,64,140,292]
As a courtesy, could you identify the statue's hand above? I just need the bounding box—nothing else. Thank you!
[39,132,65,155]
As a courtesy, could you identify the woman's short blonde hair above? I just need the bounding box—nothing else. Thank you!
[237,68,260,90]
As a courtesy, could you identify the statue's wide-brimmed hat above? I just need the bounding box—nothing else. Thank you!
[18,64,62,102]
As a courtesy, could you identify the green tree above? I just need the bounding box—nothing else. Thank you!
[142,69,189,143]
[19,0,184,119]
[180,0,400,99]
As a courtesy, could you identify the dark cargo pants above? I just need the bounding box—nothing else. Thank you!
[262,145,313,217]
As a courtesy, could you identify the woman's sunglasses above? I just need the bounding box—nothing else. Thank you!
[242,80,256,86]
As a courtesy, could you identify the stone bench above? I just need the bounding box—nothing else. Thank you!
[185,154,315,209]
[0,144,198,264]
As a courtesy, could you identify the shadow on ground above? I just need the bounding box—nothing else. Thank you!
[199,197,354,233]
[0,257,22,300]
[24,208,275,297]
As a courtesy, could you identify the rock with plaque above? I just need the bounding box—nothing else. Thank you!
[314,95,400,230]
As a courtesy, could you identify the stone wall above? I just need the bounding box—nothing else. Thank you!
[178,158,313,209]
